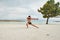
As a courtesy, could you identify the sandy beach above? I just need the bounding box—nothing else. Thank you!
[0,24,60,40]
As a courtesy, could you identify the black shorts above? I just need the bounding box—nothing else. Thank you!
[28,22,32,24]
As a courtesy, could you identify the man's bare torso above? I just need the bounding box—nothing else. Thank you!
[27,17,31,22]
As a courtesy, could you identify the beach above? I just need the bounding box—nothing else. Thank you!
[0,23,60,40]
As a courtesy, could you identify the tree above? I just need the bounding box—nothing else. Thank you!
[38,0,60,24]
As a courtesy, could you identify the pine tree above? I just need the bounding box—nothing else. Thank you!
[38,0,60,24]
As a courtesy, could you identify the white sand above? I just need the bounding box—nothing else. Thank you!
[0,24,60,40]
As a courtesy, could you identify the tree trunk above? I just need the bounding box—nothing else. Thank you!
[46,18,49,24]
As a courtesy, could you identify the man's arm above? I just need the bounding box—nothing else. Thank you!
[31,18,38,20]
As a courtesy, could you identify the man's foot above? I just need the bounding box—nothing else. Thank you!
[36,27,39,28]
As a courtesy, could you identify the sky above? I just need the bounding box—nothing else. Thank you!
[0,0,60,20]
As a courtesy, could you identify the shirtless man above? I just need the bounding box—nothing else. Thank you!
[26,16,39,28]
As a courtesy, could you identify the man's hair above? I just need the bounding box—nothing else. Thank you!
[28,16,31,17]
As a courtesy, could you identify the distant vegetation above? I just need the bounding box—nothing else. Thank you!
[0,20,25,22]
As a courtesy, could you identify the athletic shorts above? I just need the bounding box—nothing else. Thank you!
[28,22,32,24]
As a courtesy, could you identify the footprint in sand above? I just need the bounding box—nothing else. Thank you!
[46,34,50,36]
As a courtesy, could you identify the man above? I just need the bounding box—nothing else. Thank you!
[26,16,39,28]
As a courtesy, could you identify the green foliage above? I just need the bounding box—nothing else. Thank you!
[38,0,60,18]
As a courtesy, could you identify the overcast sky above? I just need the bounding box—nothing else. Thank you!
[0,0,60,20]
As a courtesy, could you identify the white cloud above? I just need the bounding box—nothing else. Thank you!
[55,0,60,3]
[6,7,30,19]
[6,7,30,14]
[0,0,60,20]
[27,0,48,13]
[0,5,31,19]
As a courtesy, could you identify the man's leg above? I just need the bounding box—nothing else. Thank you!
[26,23,28,28]
[31,24,39,28]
